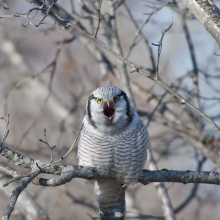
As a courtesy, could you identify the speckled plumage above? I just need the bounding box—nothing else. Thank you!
[78,86,150,219]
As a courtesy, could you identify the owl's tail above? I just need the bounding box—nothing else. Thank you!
[95,180,126,220]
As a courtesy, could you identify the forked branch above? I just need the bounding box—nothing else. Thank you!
[0,2,219,135]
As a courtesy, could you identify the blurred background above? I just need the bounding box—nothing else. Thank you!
[0,0,220,219]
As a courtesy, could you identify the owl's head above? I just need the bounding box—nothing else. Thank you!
[86,86,134,132]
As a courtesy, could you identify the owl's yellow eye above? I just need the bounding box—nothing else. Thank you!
[97,99,103,104]
[113,97,119,102]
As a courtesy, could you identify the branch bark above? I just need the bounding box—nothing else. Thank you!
[0,175,50,220]
[182,0,220,48]
[1,145,220,186]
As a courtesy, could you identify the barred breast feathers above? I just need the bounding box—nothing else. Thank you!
[78,112,150,184]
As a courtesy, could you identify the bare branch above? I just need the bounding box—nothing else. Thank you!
[2,169,41,220]
[181,10,200,108]
[152,15,173,80]
[174,155,206,213]
[0,115,9,147]
[60,123,83,160]
[93,0,103,38]
[146,91,168,128]
[181,0,220,48]
[0,174,50,220]
[124,0,170,72]
[16,48,61,148]
[1,153,220,186]
[39,128,56,163]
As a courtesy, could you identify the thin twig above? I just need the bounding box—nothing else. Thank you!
[125,12,152,60]
[146,91,168,128]
[0,48,61,105]
[174,155,206,213]
[16,92,51,149]
[0,114,10,147]
[2,124,83,187]
[16,49,61,148]
[22,0,57,28]
[152,15,173,80]
[60,123,83,160]
[124,0,170,68]
[93,0,103,38]
[3,170,40,187]
[180,10,200,109]
[39,128,56,163]
[2,169,41,220]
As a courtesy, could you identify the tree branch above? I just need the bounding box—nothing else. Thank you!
[2,169,41,220]
[1,145,220,186]
[0,175,51,220]
[182,0,220,48]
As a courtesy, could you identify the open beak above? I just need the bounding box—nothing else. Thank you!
[106,100,110,107]
[103,101,115,122]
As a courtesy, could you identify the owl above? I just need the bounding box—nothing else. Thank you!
[77,86,150,219]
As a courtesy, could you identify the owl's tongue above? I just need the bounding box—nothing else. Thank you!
[104,105,115,119]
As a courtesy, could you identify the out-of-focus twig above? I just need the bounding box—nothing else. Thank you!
[3,0,218,135]
[0,114,10,147]
[0,174,50,220]
[93,0,103,38]
[180,9,200,109]
[39,128,56,163]
[146,91,168,128]
[16,49,61,148]
[152,16,173,80]
[2,169,41,220]
[148,148,176,220]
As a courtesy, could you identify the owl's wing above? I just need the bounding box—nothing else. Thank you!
[114,115,150,184]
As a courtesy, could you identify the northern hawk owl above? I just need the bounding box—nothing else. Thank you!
[78,86,150,219]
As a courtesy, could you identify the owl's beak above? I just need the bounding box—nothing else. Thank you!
[103,101,115,122]
[106,100,110,107]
